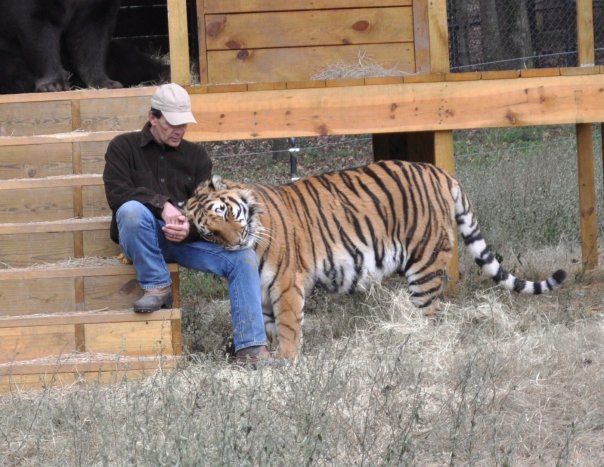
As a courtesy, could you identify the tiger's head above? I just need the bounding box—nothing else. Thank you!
[184,175,264,251]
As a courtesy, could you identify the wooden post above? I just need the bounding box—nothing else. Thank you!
[575,0,599,269]
[576,124,599,269]
[577,0,595,66]
[167,0,191,85]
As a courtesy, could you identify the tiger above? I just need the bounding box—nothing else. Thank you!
[184,160,566,359]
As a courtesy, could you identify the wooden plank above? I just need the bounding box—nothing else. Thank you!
[364,76,405,85]
[520,68,561,78]
[81,141,110,173]
[0,143,73,179]
[0,217,111,235]
[560,66,600,76]
[325,79,365,88]
[75,275,86,311]
[171,319,183,355]
[0,87,156,105]
[83,230,120,258]
[247,82,287,91]
[205,8,413,50]
[168,0,191,85]
[171,270,181,308]
[403,73,444,83]
[576,124,599,269]
[79,97,149,132]
[181,74,604,141]
[0,309,181,328]
[413,0,431,74]
[0,131,123,148]
[286,81,327,89]
[0,174,102,190]
[71,100,81,131]
[82,185,111,217]
[0,355,178,376]
[84,321,174,356]
[481,70,521,80]
[0,370,153,392]
[427,0,450,72]
[0,233,74,267]
[0,278,76,315]
[0,325,76,364]
[196,0,209,84]
[445,72,482,81]
[577,0,595,66]
[0,101,72,137]
[0,262,178,281]
[206,84,248,93]
[0,187,74,223]
[83,275,143,310]
[74,323,86,351]
[207,43,415,84]
[203,0,412,14]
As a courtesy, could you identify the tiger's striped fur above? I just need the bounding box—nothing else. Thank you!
[185,160,566,359]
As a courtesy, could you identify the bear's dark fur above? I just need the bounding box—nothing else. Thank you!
[0,0,168,94]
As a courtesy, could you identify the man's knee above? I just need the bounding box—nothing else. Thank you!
[116,200,153,231]
[229,248,259,273]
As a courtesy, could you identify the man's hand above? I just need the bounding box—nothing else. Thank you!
[162,202,189,243]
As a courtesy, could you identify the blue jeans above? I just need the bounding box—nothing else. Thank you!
[116,200,267,351]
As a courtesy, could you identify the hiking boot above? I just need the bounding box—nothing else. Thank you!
[133,286,173,313]
[234,345,272,365]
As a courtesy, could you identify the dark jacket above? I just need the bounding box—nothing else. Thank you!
[103,122,212,243]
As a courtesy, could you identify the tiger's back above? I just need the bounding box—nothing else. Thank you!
[252,160,456,296]
[185,160,565,359]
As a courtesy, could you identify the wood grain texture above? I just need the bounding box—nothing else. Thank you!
[0,232,74,267]
[0,143,73,179]
[203,0,412,13]
[0,187,74,223]
[207,43,415,84]
[84,321,174,356]
[180,74,604,141]
[168,0,191,84]
[412,0,431,73]
[0,278,76,315]
[0,101,71,137]
[576,123,599,269]
[205,8,413,50]
[577,0,595,66]
[79,97,149,132]
[0,309,181,327]
[0,324,75,364]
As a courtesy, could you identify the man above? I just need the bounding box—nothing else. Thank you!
[103,83,270,363]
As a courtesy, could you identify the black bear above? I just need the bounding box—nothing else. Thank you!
[0,0,167,94]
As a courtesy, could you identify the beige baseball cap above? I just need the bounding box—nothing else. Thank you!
[150,83,197,125]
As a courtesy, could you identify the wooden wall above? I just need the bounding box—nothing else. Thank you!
[196,0,418,84]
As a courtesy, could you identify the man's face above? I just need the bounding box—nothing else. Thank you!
[148,112,187,147]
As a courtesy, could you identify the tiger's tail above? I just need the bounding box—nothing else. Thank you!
[452,184,566,294]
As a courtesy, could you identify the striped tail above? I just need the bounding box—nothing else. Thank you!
[452,185,566,294]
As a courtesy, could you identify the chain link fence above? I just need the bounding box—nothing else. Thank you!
[448,0,604,71]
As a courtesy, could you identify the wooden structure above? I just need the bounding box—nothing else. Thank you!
[0,1,602,392]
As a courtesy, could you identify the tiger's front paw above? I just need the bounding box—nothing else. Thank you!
[117,253,132,265]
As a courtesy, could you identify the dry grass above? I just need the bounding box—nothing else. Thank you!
[1,255,601,465]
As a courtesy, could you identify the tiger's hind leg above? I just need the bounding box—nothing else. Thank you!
[405,241,453,318]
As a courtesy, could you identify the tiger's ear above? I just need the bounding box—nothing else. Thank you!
[192,174,226,198]
[210,174,228,191]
